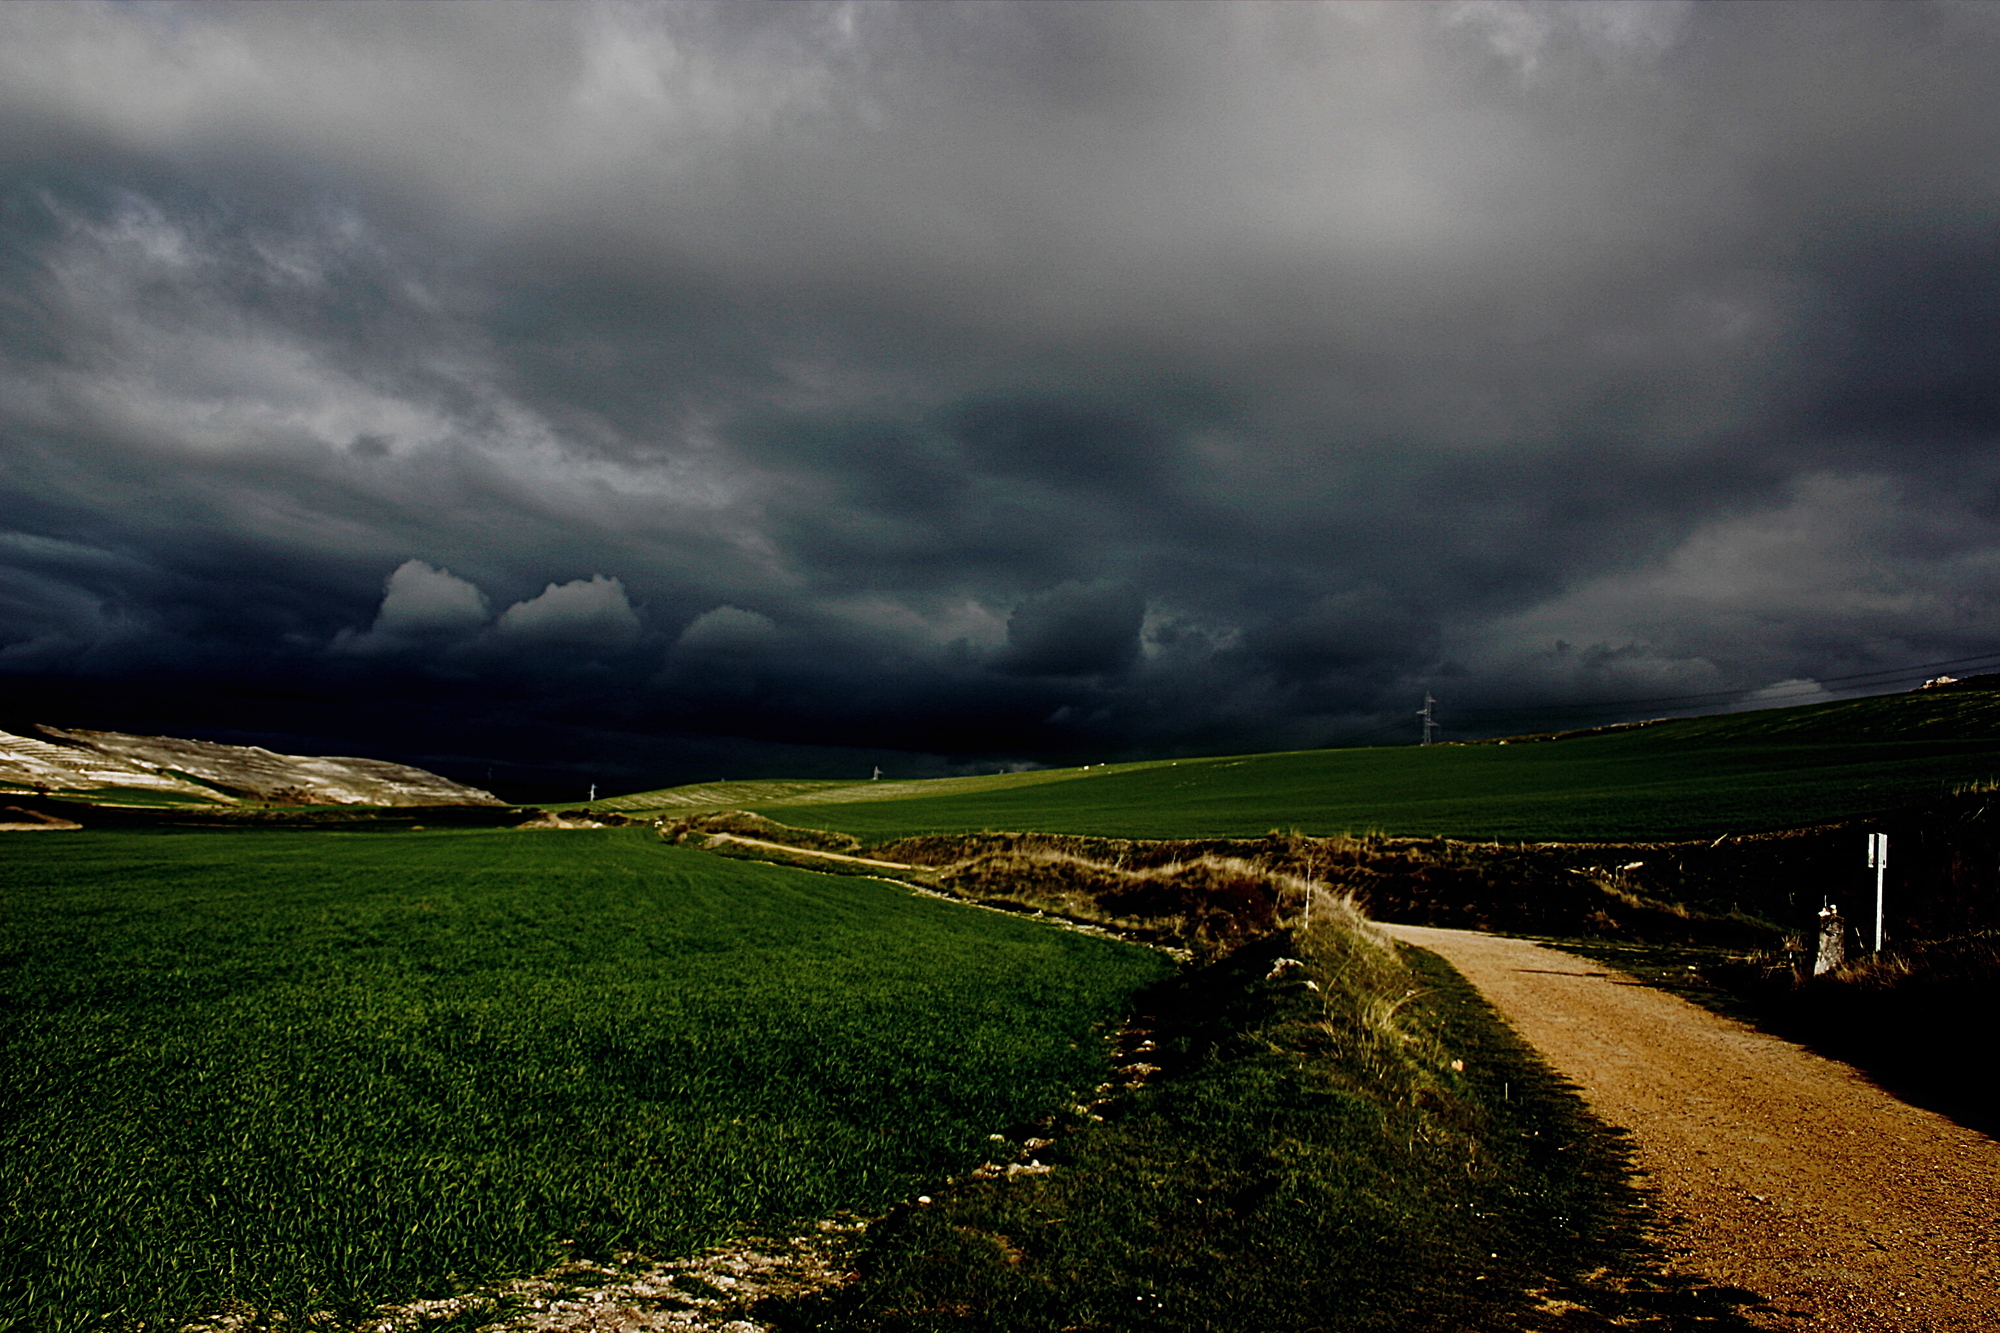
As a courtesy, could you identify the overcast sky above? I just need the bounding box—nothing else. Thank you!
[4,0,1999,793]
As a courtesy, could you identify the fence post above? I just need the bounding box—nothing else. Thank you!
[1866,832,1888,954]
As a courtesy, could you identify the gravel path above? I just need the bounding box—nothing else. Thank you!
[1382,924,2000,1331]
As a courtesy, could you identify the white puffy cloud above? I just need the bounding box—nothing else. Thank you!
[495,574,642,647]
[336,563,648,660]
[332,558,489,654]
[372,559,490,635]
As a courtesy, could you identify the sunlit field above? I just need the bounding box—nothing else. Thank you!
[0,829,1166,1331]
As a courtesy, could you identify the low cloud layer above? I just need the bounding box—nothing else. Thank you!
[4,2,1999,793]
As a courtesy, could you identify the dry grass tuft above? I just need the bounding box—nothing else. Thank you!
[1289,889,1459,1110]
[932,847,1290,958]
[656,809,864,855]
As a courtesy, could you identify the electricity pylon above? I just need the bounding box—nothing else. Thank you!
[1417,693,1438,746]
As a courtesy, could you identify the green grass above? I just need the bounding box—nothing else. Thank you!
[595,767,1161,817]
[0,829,1168,1331]
[767,915,1763,1332]
[20,784,234,808]
[708,691,2000,842]
[591,778,865,812]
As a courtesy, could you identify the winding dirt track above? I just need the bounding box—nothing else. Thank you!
[1382,925,2000,1332]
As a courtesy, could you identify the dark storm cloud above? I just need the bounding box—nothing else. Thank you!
[997,582,1146,679]
[5,0,2000,786]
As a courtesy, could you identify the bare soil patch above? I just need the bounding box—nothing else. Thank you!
[182,1222,862,1332]
[1384,924,2000,1332]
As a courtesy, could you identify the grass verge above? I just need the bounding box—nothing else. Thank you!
[762,900,1765,1332]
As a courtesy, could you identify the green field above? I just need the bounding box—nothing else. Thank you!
[0,829,1167,1330]
[602,690,2000,842]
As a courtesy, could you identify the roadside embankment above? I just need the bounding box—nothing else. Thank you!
[770,897,1760,1332]
[657,809,1780,955]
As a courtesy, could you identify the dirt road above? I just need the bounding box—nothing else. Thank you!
[700,832,920,870]
[1382,924,2000,1332]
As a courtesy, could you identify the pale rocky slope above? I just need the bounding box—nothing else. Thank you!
[0,726,502,807]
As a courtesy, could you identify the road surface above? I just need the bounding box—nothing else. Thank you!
[1382,924,2000,1332]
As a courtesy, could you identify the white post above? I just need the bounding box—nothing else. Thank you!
[1866,833,1888,954]
[1814,903,1846,976]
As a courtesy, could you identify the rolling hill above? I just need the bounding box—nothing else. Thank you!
[605,685,2000,842]
[0,726,501,808]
